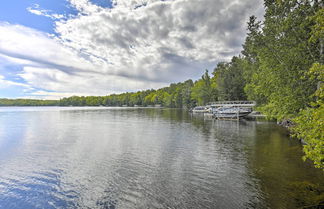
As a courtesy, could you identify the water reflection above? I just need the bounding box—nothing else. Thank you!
[0,107,323,209]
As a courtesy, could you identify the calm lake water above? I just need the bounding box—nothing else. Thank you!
[0,107,323,209]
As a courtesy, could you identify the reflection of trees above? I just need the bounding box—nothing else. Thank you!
[142,109,214,137]
[59,108,324,208]
[141,109,259,157]
[60,108,324,208]
[245,123,324,209]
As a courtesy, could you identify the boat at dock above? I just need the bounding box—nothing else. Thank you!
[191,101,256,119]
[191,106,209,113]
[213,107,252,119]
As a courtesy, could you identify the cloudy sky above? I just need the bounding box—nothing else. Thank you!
[0,0,264,99]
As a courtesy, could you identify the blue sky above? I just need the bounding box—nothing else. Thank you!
[1,0,71,33]
[0,0,264,99]
[0,0,113,33]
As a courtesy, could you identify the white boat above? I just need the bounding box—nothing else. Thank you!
[191,106,208,113]
[213,107,252,119]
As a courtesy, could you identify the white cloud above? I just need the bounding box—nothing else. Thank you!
[27,4,65,20]
[111,0,169,9]
[25,91,92,100]
[56,0,264,80]
[0,0,264,99]
[19,66,167,97]
[31,11,65,20]
[0,53,37,66]
[0,22,98,73]
[0,75,30,89]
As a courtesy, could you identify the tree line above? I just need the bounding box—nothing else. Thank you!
[0,0,322,169]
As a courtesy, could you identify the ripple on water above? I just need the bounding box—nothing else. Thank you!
[0,107,323,209]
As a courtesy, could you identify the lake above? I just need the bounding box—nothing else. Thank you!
[0,107,323,209]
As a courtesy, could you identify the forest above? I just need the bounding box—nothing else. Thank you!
[0,1,323,169]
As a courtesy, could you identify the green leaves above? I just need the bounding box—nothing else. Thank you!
[191,70,217,106]
[215,57,247,101]
[240,1,323,169]
[242,0,321,120]
[291,63,324,170]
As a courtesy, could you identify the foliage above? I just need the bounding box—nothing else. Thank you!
[215,57,247,101]
[0,98,59,106]
[242,0,321,120]
[191,70,217,106]
[291,63,324,170]
[241,1,323,168]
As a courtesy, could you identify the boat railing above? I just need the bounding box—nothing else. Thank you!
[207,101,256,107]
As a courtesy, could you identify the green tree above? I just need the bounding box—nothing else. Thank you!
[215,57,247,101]
[191,70,215,105]
[181,79,194,108]
[291,63,324,170]
[242,0,321,120]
